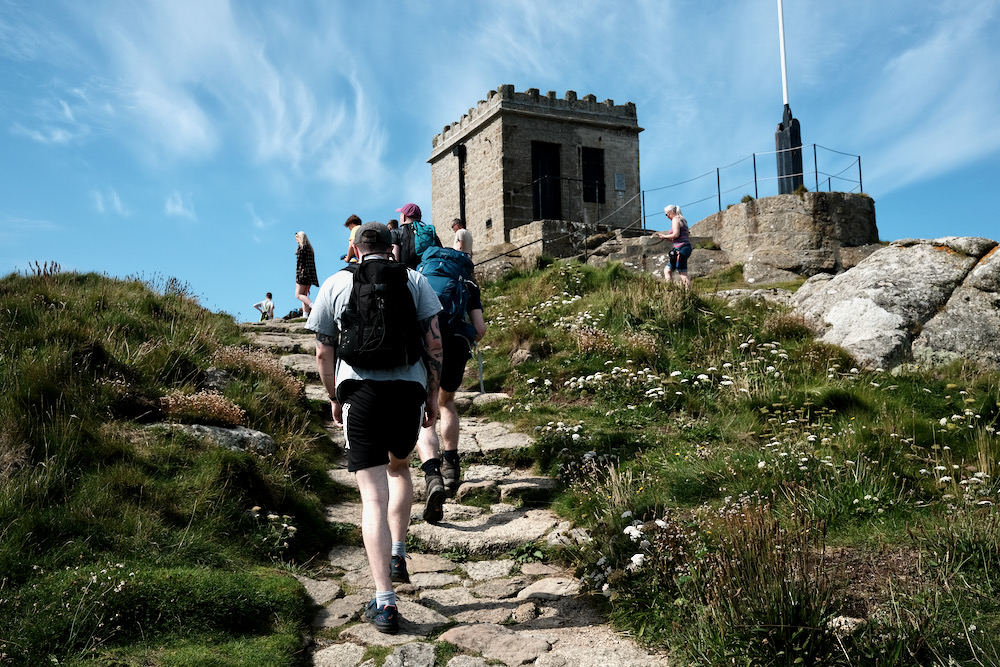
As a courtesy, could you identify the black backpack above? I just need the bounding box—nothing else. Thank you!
[337,258,424,369]
[396,221,442,269]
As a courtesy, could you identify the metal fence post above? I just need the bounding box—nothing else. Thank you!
[753,153,758,199]
[717,168,721,212]
[813,144,819,192]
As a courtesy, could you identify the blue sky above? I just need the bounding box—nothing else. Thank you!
[2,0,998,322]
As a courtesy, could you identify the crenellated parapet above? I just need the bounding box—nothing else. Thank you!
[431,84,639,158]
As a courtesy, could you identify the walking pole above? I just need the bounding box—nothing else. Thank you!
[475,342,484,394]
[465,337,485,394]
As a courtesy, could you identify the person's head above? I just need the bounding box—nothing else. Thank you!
[355,222,392,256]
[266,292,272,299]
[395,203,421,222]
[664,204,681,219]
[344,214,362,229]
[295,231,310,248]
[451,218,465,232]
[386,219,398,230]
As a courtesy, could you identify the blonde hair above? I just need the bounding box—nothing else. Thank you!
[664,204,682,217]
[296,231,312,249]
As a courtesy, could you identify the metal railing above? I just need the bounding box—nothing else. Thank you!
[474,143,863,269]
[641,144,862,229]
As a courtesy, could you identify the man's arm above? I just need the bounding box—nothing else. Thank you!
[470,309,486,342]
[420,314,443,427]
[315,331,343,425]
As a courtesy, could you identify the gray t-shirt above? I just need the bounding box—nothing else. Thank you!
[305,258,442,391]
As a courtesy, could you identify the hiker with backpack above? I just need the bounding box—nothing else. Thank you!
[391,202,442,269]
[413,246,486,523]
[306,222,444,635]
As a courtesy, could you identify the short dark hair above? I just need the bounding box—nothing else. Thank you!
[386,219,398,230]
[345,214,362,228]
[266,292,272,299]
[451,218,465,228]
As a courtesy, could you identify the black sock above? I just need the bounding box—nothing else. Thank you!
[421,458,441,476]
[442,450,460,465]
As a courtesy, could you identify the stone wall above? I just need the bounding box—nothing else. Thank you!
[691,192,880,283]
[429,85,643,258]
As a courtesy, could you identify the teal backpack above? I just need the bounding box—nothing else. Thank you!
[398,220,441,269]
[417,246,477,340]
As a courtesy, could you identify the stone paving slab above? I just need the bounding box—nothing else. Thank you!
[281,353,320,379]
[409,508,561,554]
[246,330,316,354]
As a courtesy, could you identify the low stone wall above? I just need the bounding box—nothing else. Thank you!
[691,192,881,283]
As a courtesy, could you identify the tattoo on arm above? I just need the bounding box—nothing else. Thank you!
[316,332,337,347]
[420,316,441,340]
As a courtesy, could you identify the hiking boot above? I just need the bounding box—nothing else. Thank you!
[441,458,461,495]
[390,554,410,584]
[364,598,399,634]
[423,473,446,524]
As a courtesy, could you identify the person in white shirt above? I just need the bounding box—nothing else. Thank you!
[253,293,274,321]
[451,218,473,257]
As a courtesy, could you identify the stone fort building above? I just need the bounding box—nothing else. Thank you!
[428,84,643,266]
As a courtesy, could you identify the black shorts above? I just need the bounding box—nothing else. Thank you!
[440,334,473,393]
[339,380,426,472]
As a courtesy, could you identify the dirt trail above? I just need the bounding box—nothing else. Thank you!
[246,320,669,667]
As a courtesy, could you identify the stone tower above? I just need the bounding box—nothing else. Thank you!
[429,85,643,262]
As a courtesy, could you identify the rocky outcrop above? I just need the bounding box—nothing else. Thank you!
[792,237,999,369]
[579,192,880,283]
[691,192,881,284]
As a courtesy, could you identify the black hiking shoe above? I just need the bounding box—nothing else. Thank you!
[364,598,400,634]
[390,554,410,584]
[423,473,446,524]
[441,458,460,495]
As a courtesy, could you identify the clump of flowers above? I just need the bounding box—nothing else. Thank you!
[248,506,298,560]
[160,390,245,427]
[575,326,617,356]
[212,345,304,399]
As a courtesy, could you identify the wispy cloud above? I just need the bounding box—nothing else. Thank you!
[165,191,196,220]
[0,214,59,245]
[11,123,73,144]
[246,203,275,231]
[92,188,128,216]
[857,1,1000,194]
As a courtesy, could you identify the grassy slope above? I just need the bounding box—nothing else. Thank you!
[470,260,1000,666]
[4,262,1000,665]
[0,271,342,666]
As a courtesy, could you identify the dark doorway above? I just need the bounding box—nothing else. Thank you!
[582,147,605,204]
[531,141,562,221]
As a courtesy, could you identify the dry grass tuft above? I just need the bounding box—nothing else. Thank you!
[160,389,246,427]
[212,345,305,399]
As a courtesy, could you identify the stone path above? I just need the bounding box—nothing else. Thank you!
[244,320,669,667]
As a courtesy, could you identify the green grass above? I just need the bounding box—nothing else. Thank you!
[478,259,1000,665]
[0,270,341,665]
[6,261,1000,665]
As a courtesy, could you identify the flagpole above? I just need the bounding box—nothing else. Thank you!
[777,0,789,106]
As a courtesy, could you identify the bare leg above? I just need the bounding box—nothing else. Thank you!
[295,284,313,315]
[386,453,413,546]
[439,389,460,453]
[663,266,674,282]
[355,465,392,593]
[679,271,692,289]
[415,421,440,464]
